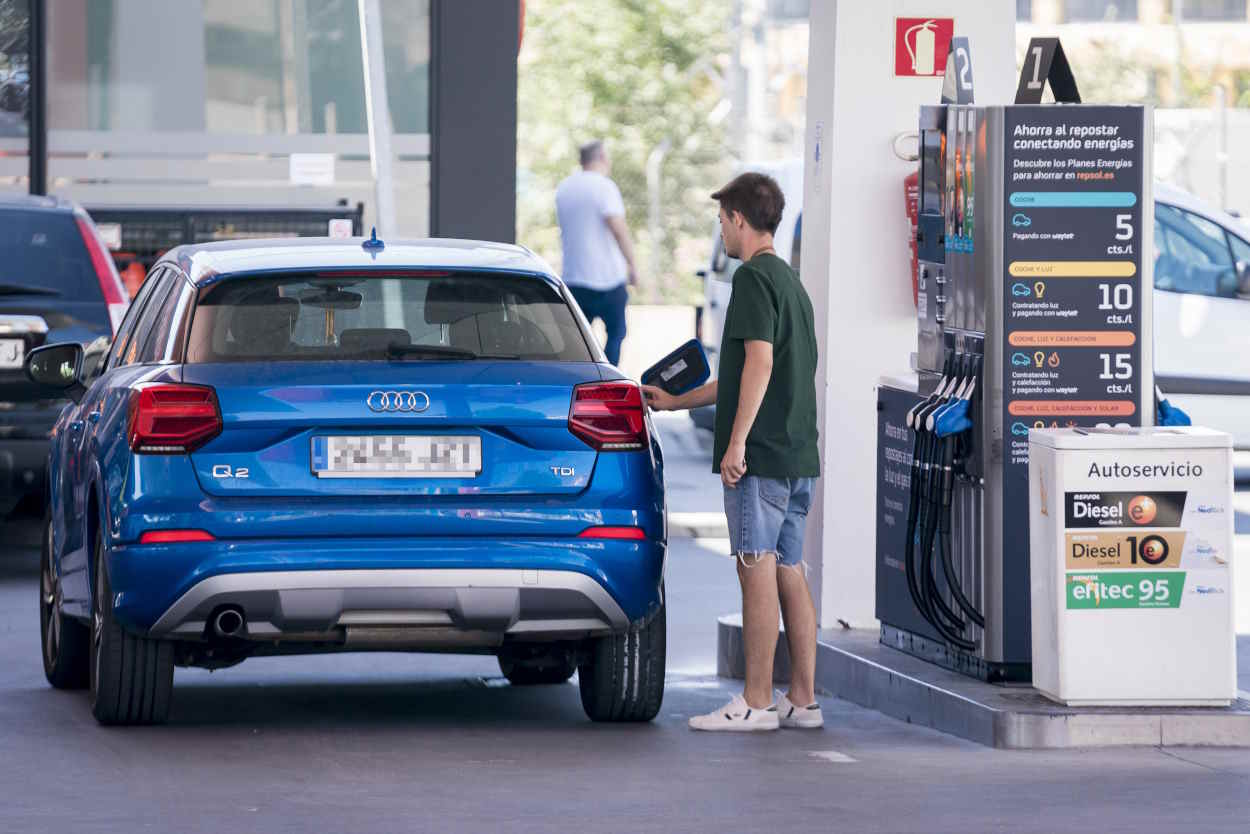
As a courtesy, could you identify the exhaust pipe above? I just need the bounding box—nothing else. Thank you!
[211,606,245,638]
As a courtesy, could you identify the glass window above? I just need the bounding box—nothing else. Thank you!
[790,213,802,274]
[1154,203,1237,298]
[1229,232,1250,265]
[1017,0,1034,20]
[120,271,177,367]
[48,0,429,136]
[0,0,29,141]
[380,0,430,135]
[137,272,190,363]
[0,209,104,301]
[187,273,593,363]
[1064,0,1138,21]
[1229,233,1250,297]
[106,267,164,371]
[1184,0,1247,21]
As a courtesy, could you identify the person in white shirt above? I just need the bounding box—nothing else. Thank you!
[555,140,639,365]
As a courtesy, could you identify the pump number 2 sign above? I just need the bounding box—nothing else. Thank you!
[895,18,955,77]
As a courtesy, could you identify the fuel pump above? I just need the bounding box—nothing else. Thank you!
[875,39,1153,681]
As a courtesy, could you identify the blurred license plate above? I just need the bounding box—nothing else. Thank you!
[0,339,24,369]
[311,435,481,478]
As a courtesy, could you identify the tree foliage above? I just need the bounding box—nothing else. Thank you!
[518,0,731,303]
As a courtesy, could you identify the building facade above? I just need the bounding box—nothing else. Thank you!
[0,0,517,242]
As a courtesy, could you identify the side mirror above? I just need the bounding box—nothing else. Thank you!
[26,343,86,402]
[1236,261,1250,299]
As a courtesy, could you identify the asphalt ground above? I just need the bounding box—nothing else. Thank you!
[0,415,1246,832]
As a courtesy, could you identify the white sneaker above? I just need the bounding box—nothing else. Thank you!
[776,690,824,729]
[688,694,779,732]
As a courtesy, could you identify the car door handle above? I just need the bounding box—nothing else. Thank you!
[87,411,102,424]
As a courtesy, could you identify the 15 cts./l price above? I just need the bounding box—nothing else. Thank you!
[1099,353,1133,380]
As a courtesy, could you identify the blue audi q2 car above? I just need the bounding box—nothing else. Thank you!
[27,237,666,725]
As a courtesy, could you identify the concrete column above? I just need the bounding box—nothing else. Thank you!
[800,1,1017,628]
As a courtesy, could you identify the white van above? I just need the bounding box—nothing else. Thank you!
[696,172,1250,448]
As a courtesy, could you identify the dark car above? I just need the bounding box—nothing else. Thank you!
[0,194,128,516]
[27,236,667,726]
[0,69,29,119]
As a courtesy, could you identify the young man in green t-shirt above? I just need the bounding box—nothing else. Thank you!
[643,173,822,732]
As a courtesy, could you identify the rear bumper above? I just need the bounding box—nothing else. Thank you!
[109,535,665,637]
[0,438,48,513]
[148,567,630,641]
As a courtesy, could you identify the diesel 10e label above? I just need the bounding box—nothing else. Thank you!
[1064,491,1186,528]
[1066,572,1185,609]
[1065,531,1185,569]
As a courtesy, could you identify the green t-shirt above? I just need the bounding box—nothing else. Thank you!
[713,253,820,478]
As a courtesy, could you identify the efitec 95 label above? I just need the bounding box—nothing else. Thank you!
[1064,531,1185,569]
[1066,572,1186,609]
[1064,491,1186,528]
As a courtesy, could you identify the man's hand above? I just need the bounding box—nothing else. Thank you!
[627,266,639,287]
[641,384,679,411]
[721,438,747,487]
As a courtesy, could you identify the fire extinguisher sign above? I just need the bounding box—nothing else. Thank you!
[895,18,955,78]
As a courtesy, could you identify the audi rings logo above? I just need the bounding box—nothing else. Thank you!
[366,390,431,413]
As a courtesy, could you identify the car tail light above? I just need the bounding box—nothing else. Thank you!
[569,381,648,451]
[75,214,129,335]
[139,529,215,544]
[128,384,222,454]
[578,526,647,540]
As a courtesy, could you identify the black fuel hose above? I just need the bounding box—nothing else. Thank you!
[902,355,955,629]
[914,354,976,651]
[938,439,986,628]
[919,437,968,632]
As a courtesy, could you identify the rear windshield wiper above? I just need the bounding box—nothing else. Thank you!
[386,343,520,361]
[0,283,60,297]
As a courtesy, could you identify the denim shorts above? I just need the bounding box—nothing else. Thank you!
[723,476,814,567]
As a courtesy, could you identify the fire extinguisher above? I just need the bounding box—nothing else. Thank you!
[904,169,920,309]
[904,20,939,76]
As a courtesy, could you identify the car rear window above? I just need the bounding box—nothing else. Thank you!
[185,272,594,363]
[0,210,104,302]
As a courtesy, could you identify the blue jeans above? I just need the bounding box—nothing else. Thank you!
[723,476,814,567]
[569,283,628,365]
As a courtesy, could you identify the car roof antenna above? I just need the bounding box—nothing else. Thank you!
[362,227,385,258]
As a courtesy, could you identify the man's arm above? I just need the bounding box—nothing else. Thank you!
[721,340,773,486]
[641,379,716,412]
[605,215,639,286]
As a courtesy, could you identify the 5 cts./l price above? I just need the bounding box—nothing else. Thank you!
[1107,214,1134,255]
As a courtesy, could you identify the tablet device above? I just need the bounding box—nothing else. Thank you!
[641,338,711,396]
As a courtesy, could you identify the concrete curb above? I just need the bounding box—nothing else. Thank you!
[717,614,1250,749]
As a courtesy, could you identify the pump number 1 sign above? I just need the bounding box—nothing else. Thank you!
[895,18,954,77]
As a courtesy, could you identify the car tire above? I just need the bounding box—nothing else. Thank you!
[498,646,577,686]
[89,526,174,726]
[40,513,89,690]
[578,593,665,722]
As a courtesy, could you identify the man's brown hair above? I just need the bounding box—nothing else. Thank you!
[711,173,785,235]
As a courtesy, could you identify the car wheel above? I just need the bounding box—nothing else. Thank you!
[40,513,89,689]
[89,525,174,725]
[498,646,577,686]
[578,593,666,722]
